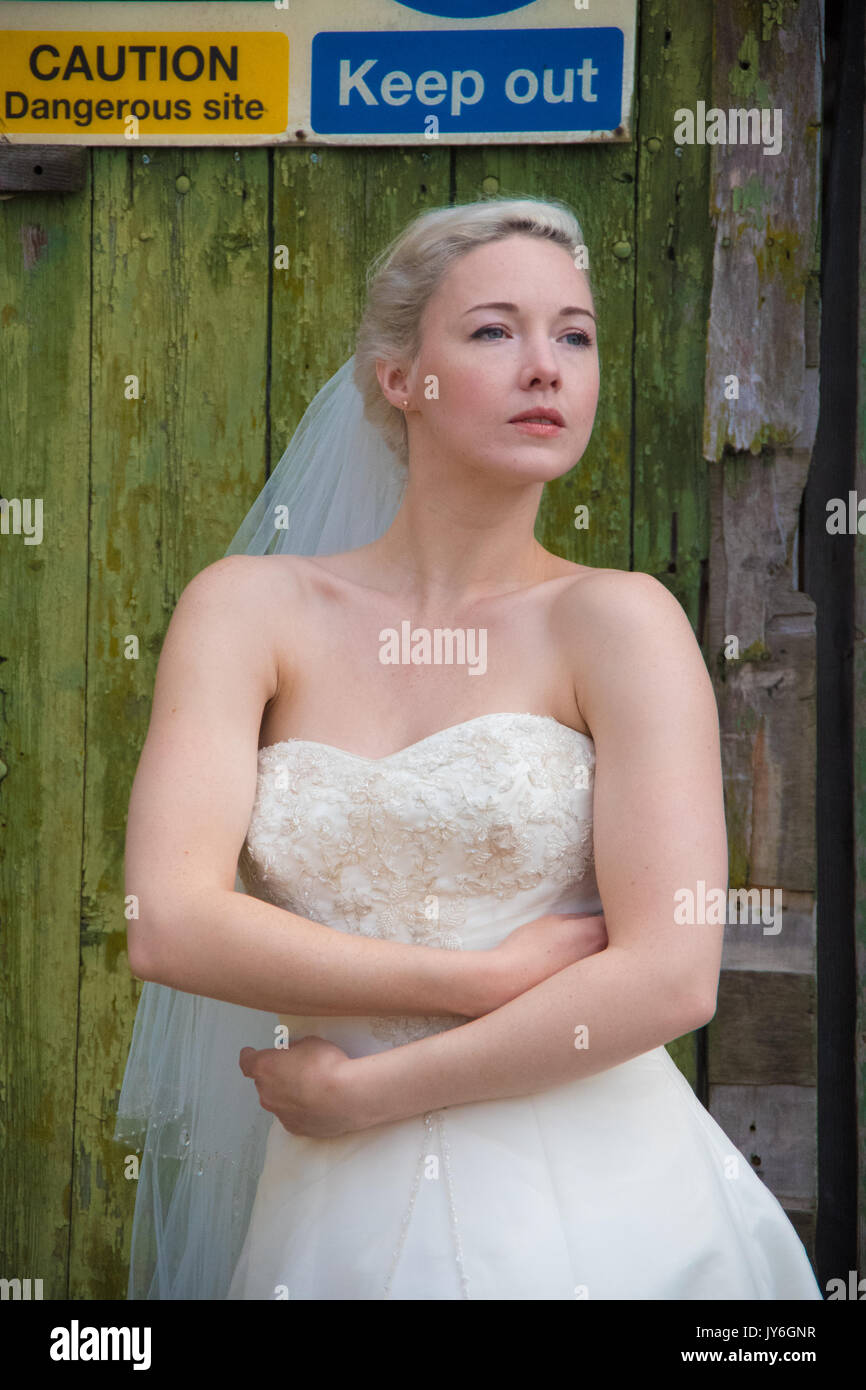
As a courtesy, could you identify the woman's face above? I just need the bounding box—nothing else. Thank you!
[394,232,599,485]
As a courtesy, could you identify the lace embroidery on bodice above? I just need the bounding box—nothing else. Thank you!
[238,712,596,1044]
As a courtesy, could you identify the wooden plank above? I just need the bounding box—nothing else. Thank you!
[708,970,816,1086]
[0,165,91,1297]
[699,0,822,1243]
[0,146,87,193]
[720,888,815,974]
[709,1084,817,1208]
[702,0,822,461]
[631,0,716,623]
[709,1082,818,1262]
[707,450,817,893]
[71,146,271,1298]
[628,0,716,1092]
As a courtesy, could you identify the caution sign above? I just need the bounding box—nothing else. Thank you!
[0,31,289,137]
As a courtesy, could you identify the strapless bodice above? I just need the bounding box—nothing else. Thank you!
[238,711,600,1048]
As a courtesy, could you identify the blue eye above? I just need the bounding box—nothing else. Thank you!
[471,325,593,347]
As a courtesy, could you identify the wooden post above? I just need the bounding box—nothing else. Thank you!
[702,0,823,1258]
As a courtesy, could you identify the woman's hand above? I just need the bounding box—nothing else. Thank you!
[239,1037,360,1138]
[238,914,609,1135]
[472,912,608,1016]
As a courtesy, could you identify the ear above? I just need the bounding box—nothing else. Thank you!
[376,357,412,409]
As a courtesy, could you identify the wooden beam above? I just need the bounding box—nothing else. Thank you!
[0,146,87,194]
[702,0,823,1257]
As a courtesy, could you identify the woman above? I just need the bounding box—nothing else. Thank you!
[118,196,822,1300]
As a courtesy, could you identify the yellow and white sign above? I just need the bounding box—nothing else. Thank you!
[0,1,637,146]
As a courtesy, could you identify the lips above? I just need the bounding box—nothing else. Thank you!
[509,408,565,426]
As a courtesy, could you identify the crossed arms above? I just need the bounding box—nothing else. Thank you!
[125,558,727,1129]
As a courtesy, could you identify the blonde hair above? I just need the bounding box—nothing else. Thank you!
[352,195,589,468]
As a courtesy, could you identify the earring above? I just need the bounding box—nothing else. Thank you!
[402,399,409,409]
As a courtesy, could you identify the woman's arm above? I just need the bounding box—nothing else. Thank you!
[336,573,729,1127]
[125,557,599,1019]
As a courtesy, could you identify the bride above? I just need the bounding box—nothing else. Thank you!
[117,195,822,1300]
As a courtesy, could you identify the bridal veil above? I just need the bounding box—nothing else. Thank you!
[113,355,407,1298]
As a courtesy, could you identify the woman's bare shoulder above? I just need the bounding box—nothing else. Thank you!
[184,552,327,610]
[549,568,705,740]
[550,565,686,633]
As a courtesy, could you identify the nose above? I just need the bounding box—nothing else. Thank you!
[518,331,561,390]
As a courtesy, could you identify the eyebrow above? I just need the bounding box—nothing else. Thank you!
[462,301,597,323]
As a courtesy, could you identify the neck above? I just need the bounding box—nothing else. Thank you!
[370,471,551,607]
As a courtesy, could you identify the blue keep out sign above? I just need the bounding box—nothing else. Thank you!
[311,27,624,136]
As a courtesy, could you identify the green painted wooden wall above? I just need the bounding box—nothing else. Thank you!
[1,4,728,1300]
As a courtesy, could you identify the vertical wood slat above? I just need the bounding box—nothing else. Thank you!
[702,3,822,461]
[71,146,271,1298]
[0,169,91,1298]
[631,0,715,624]
[628,0,717,1090]
[702,0,822,1257]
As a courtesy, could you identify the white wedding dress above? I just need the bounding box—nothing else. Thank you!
[226,711,822,1300]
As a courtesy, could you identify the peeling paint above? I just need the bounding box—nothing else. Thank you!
[762,0,795,45]
[732,173,772,226]
[729,31,772,106]
[19,223,48,270]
